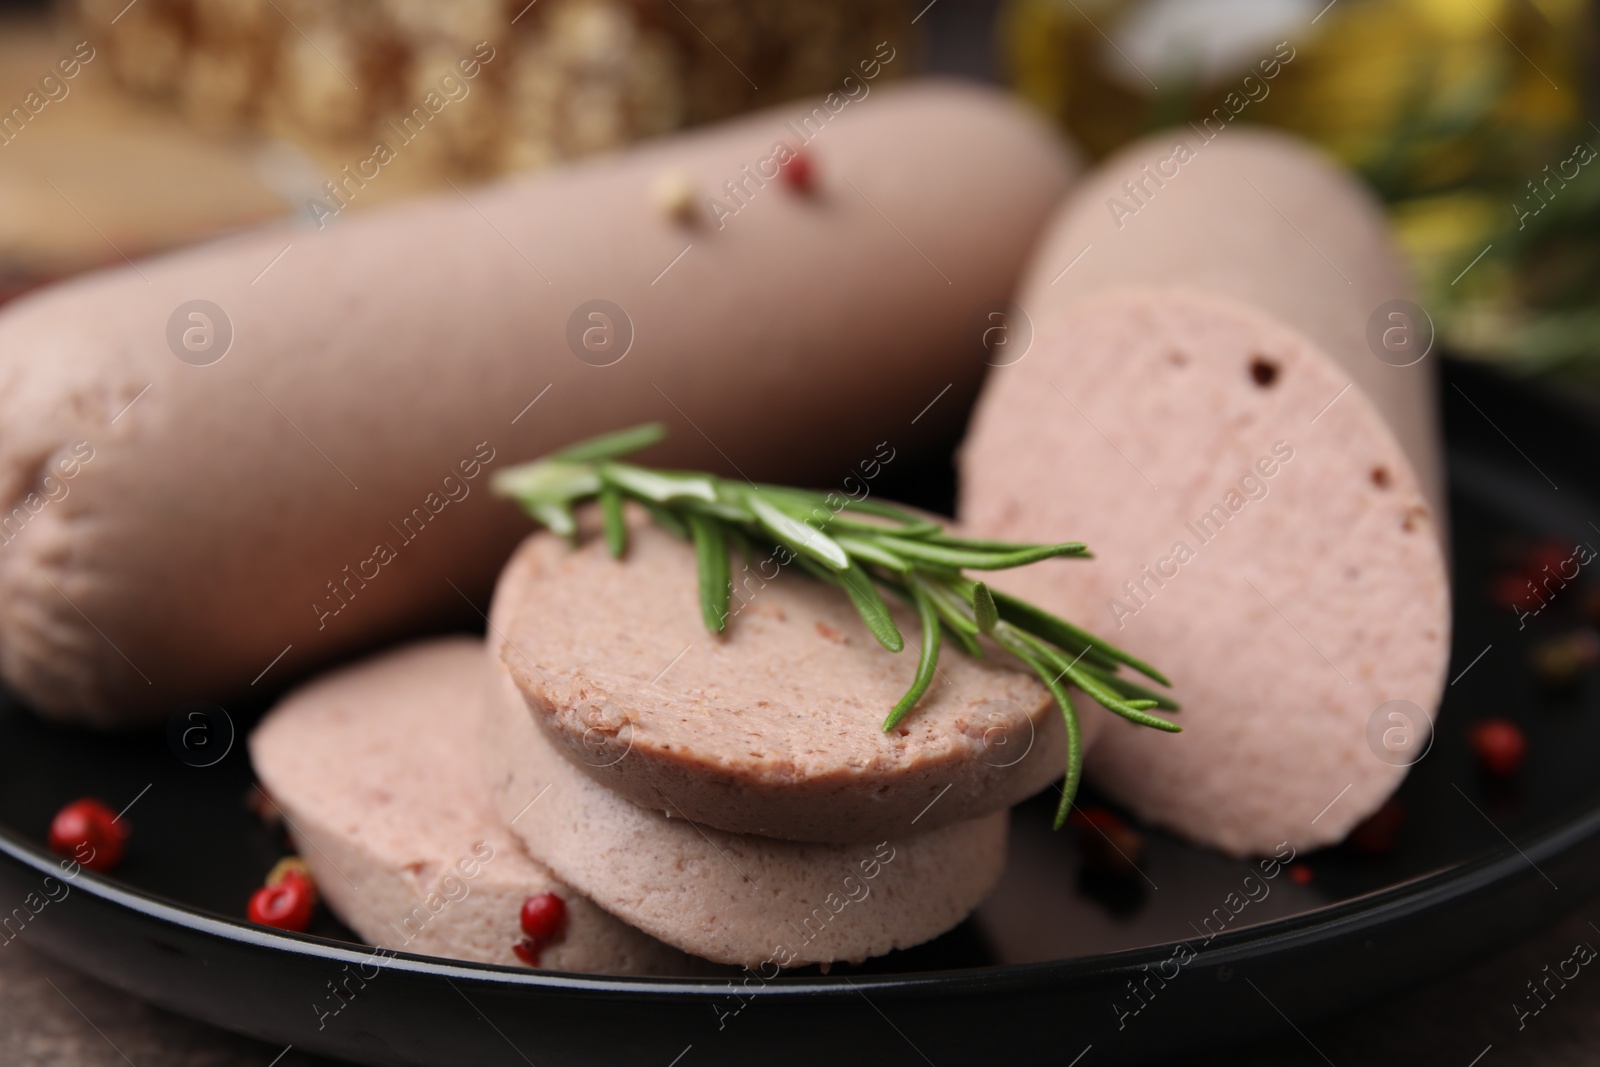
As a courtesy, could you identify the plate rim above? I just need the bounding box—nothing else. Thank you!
[5,784,1595,1001]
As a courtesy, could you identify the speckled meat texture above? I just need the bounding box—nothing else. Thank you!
[483,649,1009,968]
[959,130,1450,857]
[249,637,699,975]
[491,511,1085,843]
[0,80,1079,728]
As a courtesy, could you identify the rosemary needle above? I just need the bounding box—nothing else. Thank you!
[492,423,1178,828]
[883,575,941,731]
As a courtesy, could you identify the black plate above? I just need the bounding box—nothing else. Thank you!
[0,358,1595,1066]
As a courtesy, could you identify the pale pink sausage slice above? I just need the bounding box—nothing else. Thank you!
[250,637,698,974]
[959,130,1450,856]
[0,80,1078,727]
[491,510,1081,843]
[483,648,1009,968]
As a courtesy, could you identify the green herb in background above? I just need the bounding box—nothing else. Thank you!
[1001,0,1600,380]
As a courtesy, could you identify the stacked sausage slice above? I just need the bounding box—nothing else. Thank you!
[481,513,1063,967]
[251,513,1057,970]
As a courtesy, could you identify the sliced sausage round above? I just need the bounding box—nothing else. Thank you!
[960,129,1450,856]
[250,637,698,974]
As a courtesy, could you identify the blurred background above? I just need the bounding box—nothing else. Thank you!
[0,0,1596,375]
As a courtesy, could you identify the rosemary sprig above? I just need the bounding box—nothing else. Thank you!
[491,423,1179,828]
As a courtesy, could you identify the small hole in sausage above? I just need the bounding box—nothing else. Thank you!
[1168,350,1189,367]
[1371,466,1392,489]
[1249,357,1279,388]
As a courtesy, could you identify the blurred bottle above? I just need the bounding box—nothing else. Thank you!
[1002,0,1600,377]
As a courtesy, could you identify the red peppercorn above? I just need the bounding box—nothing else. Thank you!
[265,856,319,903]
[1524,541,1573,579]
[1488,573,1538,613]
[780,151,813,193]
[1069,806,1146,878]
[1348,797,1406,855]
[1468,718,1527,778]
[47,798,127,873]
[511,893,568,966]
[1069,807,1124,833]
[248,872,316,932]
[520,893,567,942]
[1287,863,1313,885]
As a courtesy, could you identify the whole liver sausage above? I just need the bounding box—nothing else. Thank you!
[250,637,697,974]
[959,130,1451,856]
[492,511,1081,843]
[484,648,1010,968]
[1016,127,1445,519]
[0,80,1078,727]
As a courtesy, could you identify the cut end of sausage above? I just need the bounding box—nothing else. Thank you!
[960,285,1451,856]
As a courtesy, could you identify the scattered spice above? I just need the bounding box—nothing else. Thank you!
[1069,806,1145,878]
[1488,572,1538,613]
[47,798,127,873]
[1348,797,1406,855]
[248,859,317,932]
[650,169,699,224]
[514,892,569,966]
[1530,629,1600,687]
[1468,718,1528,778]
[244,785,282,829]
[520,892,567,940]
[1525,541,1574,578]
[266,857,318,900]
[780,150,814,193]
